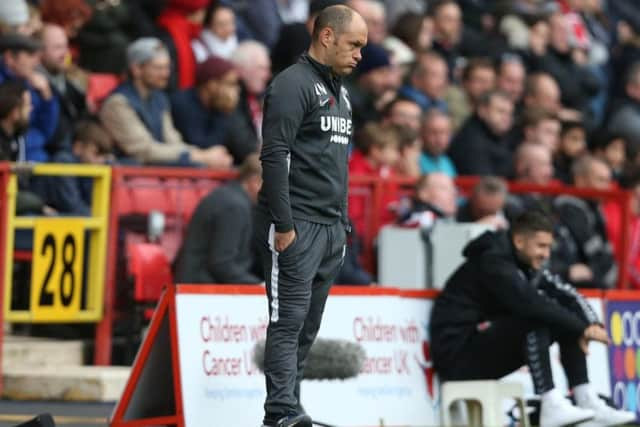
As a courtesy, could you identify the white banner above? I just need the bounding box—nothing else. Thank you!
[176,292,267,427]
[304,294,436,426]
[175,288,609,427]
[175,290,436,427]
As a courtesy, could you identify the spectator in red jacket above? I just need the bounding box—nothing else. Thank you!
[603,169,640,288]
[157,0,209,90]
[349,121,401,235]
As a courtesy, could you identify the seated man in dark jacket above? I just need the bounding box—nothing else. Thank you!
[430,210,634,427]
[170,56,238,164]
[174,154,262,284]
[447,89,514,177]
[552,155,618,289]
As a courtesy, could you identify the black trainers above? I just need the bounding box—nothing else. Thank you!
[264,414,312,427]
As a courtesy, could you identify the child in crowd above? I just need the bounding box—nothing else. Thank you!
[349,121,401,235]
[35,119,114,215]
[349,121,400,178]
[554,120,587,184]
[591,129,627,183]
[394,125,421,178]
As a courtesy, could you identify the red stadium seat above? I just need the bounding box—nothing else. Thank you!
[127,242,173,304]
[160,229,183,264]
[114,186,135,215]
[86,73,120,113]
[126,178,172,214]
[177,184,205,222]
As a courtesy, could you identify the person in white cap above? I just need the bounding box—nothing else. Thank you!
[0,0,29,35]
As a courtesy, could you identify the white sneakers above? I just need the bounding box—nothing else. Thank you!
[539,386,636,427]
[540,388,595,427]
[575,404,636,427]
[573,384,636,427]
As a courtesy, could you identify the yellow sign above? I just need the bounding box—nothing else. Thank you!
[30,218,85,321]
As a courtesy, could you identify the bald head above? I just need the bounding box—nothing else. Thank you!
[312,5,356,40]
[40,23,69,74]
[573,155,612,190]
[498,58,526,102]
[525,73,560,112]
[231,41,271,94]
[416,172,457,217]
[309,5,367,76]
[347,0,386,43]
[515,143,553,185]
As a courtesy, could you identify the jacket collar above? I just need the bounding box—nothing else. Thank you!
[229,180,252,205]
[471,113,503,142]
[507,233,540,280]
[299,52,342,94]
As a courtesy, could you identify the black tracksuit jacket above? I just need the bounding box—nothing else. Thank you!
[257,52,351,233]
[430,231,598,366]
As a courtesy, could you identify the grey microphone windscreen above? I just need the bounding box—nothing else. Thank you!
[14,414,55,427]
[253,338,366,380]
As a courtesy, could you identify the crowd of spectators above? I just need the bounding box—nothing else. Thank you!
[2,0,640,289]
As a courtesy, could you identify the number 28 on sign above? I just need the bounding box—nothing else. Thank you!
[30,218,85,322]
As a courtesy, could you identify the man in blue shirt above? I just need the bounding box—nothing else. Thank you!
[419,108,456,177]
[171,55,239,164]
[0,33,59,162]
[398,50,449,113]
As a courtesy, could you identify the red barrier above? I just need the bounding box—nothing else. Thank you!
[0,162,10,394]
[94,166,236,365]
[379,177,632,290]
[348,175,382,272]
[94,169,634,364]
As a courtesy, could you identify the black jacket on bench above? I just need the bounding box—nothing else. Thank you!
[429,230,598,367]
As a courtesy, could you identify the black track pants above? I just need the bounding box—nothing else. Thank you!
[254,212,346,422]
[433,317,588,394]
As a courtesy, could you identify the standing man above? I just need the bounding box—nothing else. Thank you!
[255,5,367,427]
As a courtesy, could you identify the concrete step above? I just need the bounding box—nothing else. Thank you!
[3,365,131,401]
[2,336,84,369]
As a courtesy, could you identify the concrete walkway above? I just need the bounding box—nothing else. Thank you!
[2,336,130,402]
